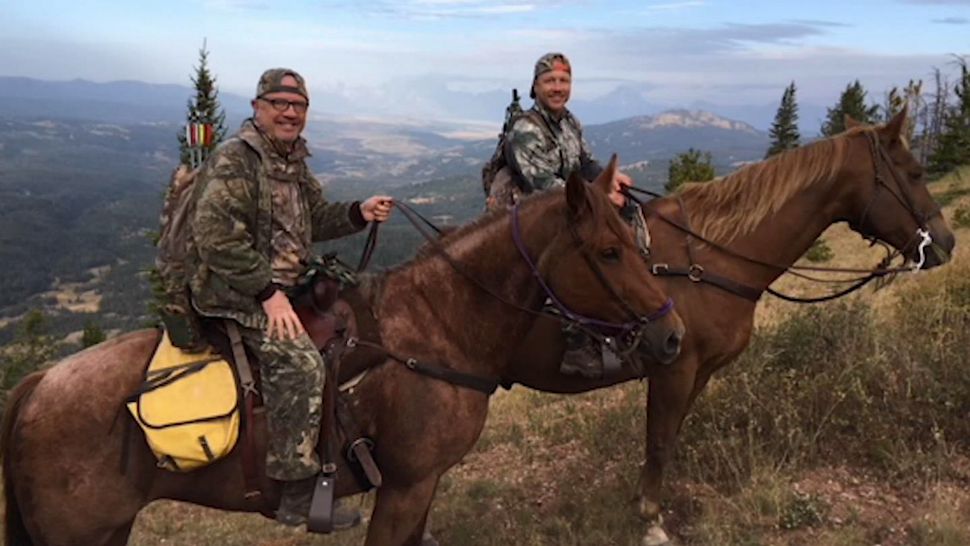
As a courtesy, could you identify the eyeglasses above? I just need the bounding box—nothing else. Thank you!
[258,97,309,114]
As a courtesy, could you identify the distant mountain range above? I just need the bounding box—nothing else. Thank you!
[0,75,829,131]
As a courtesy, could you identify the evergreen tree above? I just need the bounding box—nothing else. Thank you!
[766,81,801,158]
[821,80,880,136]
[178,40,228,167]
[666,149,715,193]
[883,86,905,121]
[929,57,970,175]
[81,321,107,348]
[1,310,56,412]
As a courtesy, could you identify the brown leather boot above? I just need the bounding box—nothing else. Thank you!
[276,478,362,530]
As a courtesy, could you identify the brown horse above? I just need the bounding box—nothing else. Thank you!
[1,161,685,546]
[512,110,955,545]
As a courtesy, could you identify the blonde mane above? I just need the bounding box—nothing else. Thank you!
[676,128,868,244]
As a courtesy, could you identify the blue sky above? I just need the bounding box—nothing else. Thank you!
[2,0,968,125]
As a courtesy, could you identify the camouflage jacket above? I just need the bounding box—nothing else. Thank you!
[506,102,603,193]
[187,119,366,329]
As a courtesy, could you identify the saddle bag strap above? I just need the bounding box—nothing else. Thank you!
[224,321,262,501]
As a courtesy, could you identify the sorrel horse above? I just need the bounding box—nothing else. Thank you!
[506,109,956,545]
[1,161,685,546]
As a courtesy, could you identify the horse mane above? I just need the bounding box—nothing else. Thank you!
[675,126,868,244]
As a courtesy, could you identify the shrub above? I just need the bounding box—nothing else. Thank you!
[952,205,970,229]
[804,238,834,262]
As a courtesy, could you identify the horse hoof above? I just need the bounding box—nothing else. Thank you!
[641,524,671,546]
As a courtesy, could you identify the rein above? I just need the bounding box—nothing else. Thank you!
[623,129,937,304]
[394,198,672,335]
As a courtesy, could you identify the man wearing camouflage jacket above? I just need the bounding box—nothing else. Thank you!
[187,68,392,528]
[492,52,633,208]
[497,53,645,378]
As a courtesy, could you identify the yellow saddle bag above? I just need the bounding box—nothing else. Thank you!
[127,330,240,471]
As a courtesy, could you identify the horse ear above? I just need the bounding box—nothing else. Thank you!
[844,114,862,129]
[592,154,619,195]
[882,105,908,140]
[566,170,590,218]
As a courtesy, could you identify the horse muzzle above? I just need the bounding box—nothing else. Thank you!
[637,312,684,367]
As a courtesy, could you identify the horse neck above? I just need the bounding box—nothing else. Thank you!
[678,134,862,288]
[379,194,565,374]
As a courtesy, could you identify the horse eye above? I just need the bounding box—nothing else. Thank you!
[599,247,621,262]
[909,166,925,182]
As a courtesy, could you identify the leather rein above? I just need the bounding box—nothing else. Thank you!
[624,129,941,304]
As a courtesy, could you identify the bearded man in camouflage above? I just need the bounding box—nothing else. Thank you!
[187,68,392,528]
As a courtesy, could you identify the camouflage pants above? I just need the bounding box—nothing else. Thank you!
[238,325,324,481]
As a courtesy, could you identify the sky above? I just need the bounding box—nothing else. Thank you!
[2,0,969,125]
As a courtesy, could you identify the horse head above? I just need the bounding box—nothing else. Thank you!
[842,107,955,269]
[536,155,684,366]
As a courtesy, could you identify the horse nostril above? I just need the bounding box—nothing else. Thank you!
[664,330,682,357]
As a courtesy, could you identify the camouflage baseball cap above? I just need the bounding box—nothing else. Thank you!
[533,52,571,79]
[531,52,571,98]
[255,68,309,99]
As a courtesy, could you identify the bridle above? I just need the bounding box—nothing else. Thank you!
[510,202,674,357]
[390,197,674,355]
[854,129,940,271]
[623,128,942,304]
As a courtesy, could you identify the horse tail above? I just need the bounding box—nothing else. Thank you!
[1,370,46,546]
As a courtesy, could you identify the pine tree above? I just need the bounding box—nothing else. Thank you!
[1,310,56,412]
[766,81,800,158]
[81,321,107,348]
[666,149,715,193]
[178,40,227,167]
[884,86,905,121]
[821,80,880,136]
[929,56,970,175]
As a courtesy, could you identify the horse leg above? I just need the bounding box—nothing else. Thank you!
[637,355,716,546]
[639,352,729,545]
[103,519,135,546]
[365,476,439,546]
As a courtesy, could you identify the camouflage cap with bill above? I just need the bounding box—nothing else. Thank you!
[531,52,571,98]
[533,52,571,79]
[255,68,309,99]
